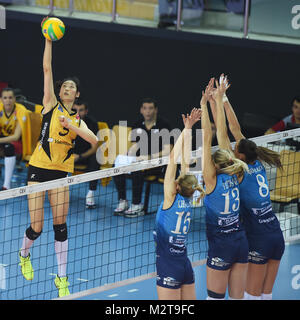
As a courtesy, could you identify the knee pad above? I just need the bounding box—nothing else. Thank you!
[4,143,15,157]
[53,223,68,242]
[207,289,225,300]
[26,225,42,241]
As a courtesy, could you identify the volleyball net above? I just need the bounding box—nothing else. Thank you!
[0,128,300,300]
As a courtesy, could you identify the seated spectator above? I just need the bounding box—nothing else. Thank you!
[114,98,173,218]
[73,99,100,209]
[157,0,177,28]
[157,0,204,28]
[0,88,29,190]
[265,95,300,134]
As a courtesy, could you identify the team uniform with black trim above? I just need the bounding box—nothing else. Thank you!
[204,174,248,270]
[20,102,81,296]
[154,193,195,289]
[239,160,285,264]
[28,102,80,182]
[0,103,26,156]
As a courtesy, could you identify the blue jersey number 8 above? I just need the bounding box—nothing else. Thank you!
[256,174,269,197]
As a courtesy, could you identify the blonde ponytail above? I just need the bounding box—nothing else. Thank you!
[213,149,248,177]
[220,157,249,176]
[194,184,205,198]
[177,174,205,198]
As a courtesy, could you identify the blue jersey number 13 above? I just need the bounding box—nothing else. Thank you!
[221,187,240,214]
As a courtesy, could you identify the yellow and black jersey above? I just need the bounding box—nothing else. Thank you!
[29,102,80,173]
[0,103,32,159]
[0,103,23,137]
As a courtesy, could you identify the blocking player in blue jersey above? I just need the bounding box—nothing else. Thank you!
[154,108,204,300]
[201,78,249,300]
[209,75,284,300]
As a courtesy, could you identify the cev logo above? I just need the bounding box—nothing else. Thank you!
[0,5,5,30]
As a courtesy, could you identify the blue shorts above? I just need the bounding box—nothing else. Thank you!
[156,253,195,289]
[207,231,249,270]
[247,230,285,264]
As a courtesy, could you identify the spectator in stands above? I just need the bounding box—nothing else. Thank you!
[157,0,177,28]
[73,99,100,209]
[157,0,204,28]
[0,88,29,190]
[265,95,300,134]
[114,98,174,218]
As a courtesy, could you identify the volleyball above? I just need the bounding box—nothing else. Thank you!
[42,17,65,41]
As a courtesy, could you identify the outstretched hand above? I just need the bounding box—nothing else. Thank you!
[182,107,202,129]
[200,77,214,105]
[212,73,230,101]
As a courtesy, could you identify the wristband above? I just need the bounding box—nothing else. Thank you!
[223,94,228,103]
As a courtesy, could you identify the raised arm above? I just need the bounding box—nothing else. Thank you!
[42,37,57,113]
[211,75,232,151]
[163,108,201,203]
[223,98,245,141]
[59,116,98,145]
[181,109,201,175]
[200,85,216,192]
[207,77,217,125]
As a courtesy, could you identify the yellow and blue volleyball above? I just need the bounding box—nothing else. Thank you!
[42,17,65,41]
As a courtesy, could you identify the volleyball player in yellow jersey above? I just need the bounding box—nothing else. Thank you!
[0,88,28,190]
[19,34,98,298]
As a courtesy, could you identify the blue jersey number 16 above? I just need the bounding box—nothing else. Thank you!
[171,211,191,235]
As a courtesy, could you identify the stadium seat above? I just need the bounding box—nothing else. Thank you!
[112,124,133,159]
[34,104,43,114]
[270,150,300,215]
[98,121,111,167]
[22,111,42,162]
[98,121,112,186]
